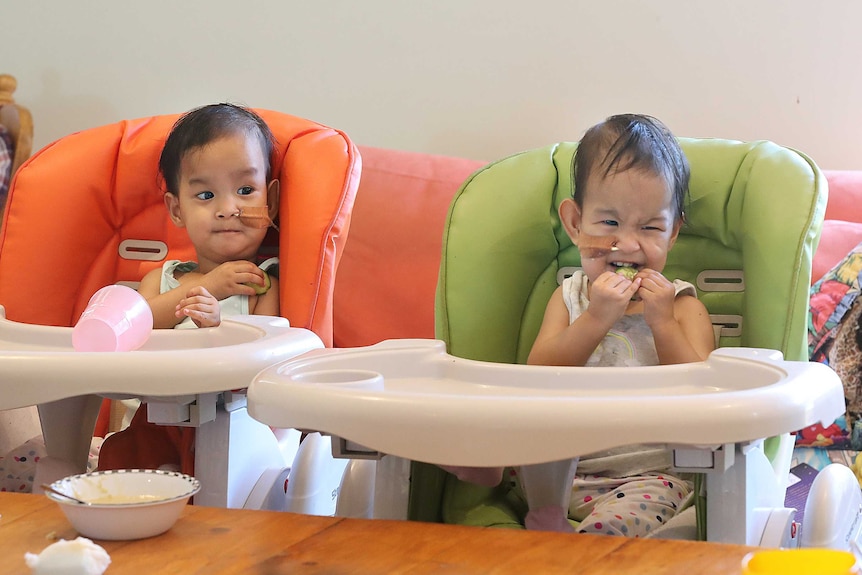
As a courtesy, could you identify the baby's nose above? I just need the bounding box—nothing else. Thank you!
[216,201,240,219]
[614,230,641,252]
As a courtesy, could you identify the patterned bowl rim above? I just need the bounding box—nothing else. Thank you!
[46,468,201,508]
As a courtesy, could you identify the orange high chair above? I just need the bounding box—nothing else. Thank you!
[0,109,360,508]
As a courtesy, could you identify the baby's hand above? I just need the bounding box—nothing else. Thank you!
[176,286,221,328]
[634,268,676,328]
[202,261,266,300]
[586,271,641,327]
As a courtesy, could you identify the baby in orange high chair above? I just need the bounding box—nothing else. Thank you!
[98,103,280,473]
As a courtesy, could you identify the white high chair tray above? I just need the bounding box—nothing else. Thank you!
[0,306,324,410]
[249,339,845,467]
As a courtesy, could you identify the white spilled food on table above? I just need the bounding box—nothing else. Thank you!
[25,537,111,575]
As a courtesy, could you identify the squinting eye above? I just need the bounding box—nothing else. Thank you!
[196,191,214,200]
[602,220,619,227]
[237,186,254,196]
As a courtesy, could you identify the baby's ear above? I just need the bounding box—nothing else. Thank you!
[668,219,682,249]
[164,192,185,227]
[559,198,581,244]
[267,179,280,221]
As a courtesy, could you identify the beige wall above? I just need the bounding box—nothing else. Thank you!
[6,1,862,168]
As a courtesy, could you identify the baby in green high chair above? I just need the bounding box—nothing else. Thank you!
[445,114,715,534]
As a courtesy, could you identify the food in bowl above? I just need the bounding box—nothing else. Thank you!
[45,469,201,541]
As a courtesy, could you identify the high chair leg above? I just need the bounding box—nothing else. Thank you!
[194,398,288,509]
[704,441,794,546]
[32,395,102,489]
[518,458,579,532]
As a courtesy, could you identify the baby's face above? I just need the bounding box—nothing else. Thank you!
[572,167,679,284]
[168,132,274,270]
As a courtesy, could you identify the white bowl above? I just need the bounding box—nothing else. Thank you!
[46,469,201,540]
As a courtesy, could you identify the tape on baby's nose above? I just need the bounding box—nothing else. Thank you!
[577,233,619,259]
[238,206,277,230]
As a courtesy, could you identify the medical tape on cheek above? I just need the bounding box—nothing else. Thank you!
[577,233,620,259]
[238,206,278,230]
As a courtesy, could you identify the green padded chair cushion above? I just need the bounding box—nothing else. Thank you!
[436,139,824,364]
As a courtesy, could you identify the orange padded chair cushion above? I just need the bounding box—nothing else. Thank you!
[333,146,485,347]
[0,110,360,347]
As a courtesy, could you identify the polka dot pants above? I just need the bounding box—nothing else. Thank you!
[569,472,692,537]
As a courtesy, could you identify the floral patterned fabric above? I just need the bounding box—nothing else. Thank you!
[800,240,862,452]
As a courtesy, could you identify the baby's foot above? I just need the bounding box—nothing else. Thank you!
[525,505,576,533]
[440,465,504,487]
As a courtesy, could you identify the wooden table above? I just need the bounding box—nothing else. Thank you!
[2,492,755,574]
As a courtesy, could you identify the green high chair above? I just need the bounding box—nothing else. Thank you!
[247,136,845,546]
[408,138,828,542]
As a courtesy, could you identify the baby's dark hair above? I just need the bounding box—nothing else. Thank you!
[572,114,690,222]
[159,103,277,194]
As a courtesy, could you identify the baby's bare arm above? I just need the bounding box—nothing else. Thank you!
[529,287,612,366]
[650,295,715,364]
[634,269,714,364]
[138,268,189,329]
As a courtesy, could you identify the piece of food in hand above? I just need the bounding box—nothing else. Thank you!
[616,266,638,280]
[244,271,271,295]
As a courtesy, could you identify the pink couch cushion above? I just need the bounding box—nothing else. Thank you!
[823,170,862,221]
[333,146,485,347]
[814,171,862,284]
[815,221,862,285]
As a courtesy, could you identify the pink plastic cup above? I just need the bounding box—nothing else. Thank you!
[72,285,154,352]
